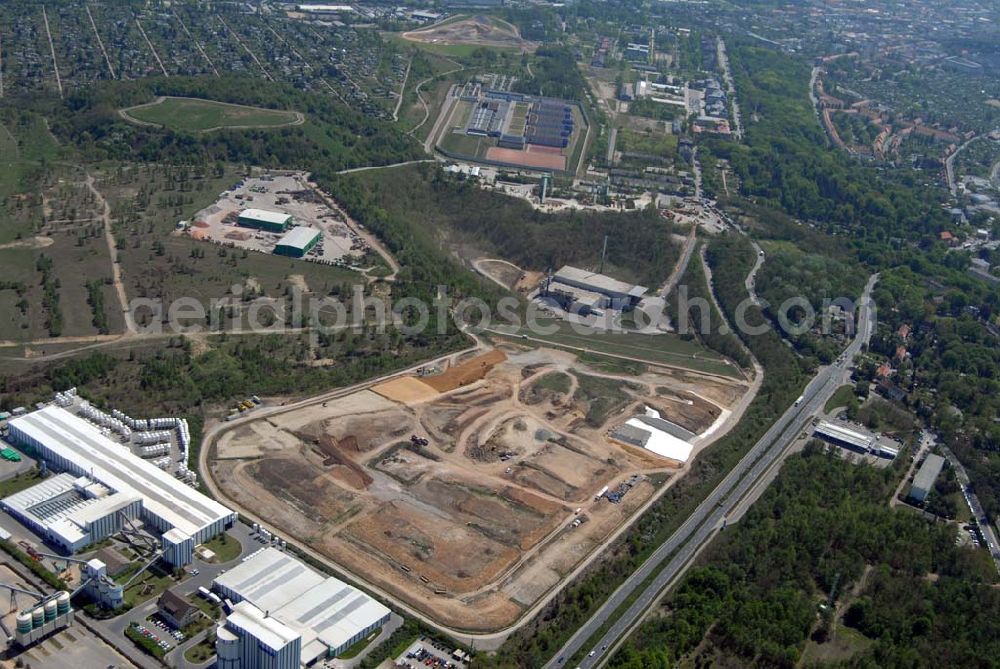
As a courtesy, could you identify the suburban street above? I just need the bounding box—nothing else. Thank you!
[546,274,879,669]
[939,444,1000,574]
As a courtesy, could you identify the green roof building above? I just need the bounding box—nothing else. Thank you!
[274,226,322,258]
[238,208,293,233]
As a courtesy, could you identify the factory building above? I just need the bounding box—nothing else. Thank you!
[238,208,293,233]
[1,473,142,553]
[910,453,946,503]
[542,266,646,314]
[274,226,322,258]
[217,600,302,669]
[7,406,236,554]
[813,421,876,454]
[213,548,391,665]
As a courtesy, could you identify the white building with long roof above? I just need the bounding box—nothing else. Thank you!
[6,406,236,550]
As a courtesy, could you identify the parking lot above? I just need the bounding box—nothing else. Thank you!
[186,172,370,266]
[394,639,468,669]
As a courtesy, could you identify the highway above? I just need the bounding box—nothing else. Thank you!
[547,274,878,669]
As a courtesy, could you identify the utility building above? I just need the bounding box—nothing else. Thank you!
[910,453,946,503]
[238,208,293,233]
[274,226,322,258]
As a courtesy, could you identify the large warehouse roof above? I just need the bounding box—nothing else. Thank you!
[554,266,647,298]
[9,406,235,539]
[214,548,390,664]
[239,208,291,225]
[276,226,321,250]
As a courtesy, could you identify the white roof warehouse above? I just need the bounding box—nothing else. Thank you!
[7,406,236,545]
[213,548,391,664]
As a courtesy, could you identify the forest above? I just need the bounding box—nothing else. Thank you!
[44,75,422,178]
[331,164,681,287]
[607,443,1000,669]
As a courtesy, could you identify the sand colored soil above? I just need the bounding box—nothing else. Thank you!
[422,349,507,392]
[485,146,566,171]
[372,376,440,403]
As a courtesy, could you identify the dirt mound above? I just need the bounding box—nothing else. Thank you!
[423,350,506,392]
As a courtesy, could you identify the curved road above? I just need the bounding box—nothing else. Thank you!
[548,274,878,669]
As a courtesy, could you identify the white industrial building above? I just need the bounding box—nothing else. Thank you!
[1,473,142,553]
[609,407,694,463]
[217,601,302,669]
[213,548,391,665]
[814,421,875,453]
[910,453,946,503]
[543,266,647,315]
[6,406,236,555]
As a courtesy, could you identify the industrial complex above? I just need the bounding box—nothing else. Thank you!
[185,172,373,268]
[539,265,647,317]
[812,420,899,461]
[4,402,236,562]
[436,79,587,173]
[213,548,391,666]
[609,407,696,463]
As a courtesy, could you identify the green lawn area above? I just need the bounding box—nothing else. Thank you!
[492,318,739,377]
[825,384,857,413]
[439,127,487,158]
[200,532,242,563]
[0,469,43,498]
[122,97,301,133]
[185,632,216,664]
[120,566,182,607]
[617,126,678,156]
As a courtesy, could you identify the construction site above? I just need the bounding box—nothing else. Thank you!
[209,342,750,630]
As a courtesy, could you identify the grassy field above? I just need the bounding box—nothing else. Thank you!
[492,318,740,377]
[201,532,242,563]
[825,384,857,413]
[122,97,301,133]
[439,127,487,157]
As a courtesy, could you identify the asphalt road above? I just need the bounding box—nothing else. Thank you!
[938,443,1000,574]
[547,275,878,669]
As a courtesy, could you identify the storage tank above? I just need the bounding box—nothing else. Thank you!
[16,612,32,634]
[56,591,71,616]
[31,606,43,628]
[44,599,57,622]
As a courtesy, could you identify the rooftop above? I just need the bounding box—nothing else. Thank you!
[554,266,647,297]
[227,600,301,652]
[9,406,235,539]
[239,208,292,224]
[276,226,321,249]
[913,453,946,492]
[214,548,390,662]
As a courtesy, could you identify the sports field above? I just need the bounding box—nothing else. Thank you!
[120,96,303,133]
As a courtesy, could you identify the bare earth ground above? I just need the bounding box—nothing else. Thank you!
[401,15,536,53]
[210,343,749,630]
